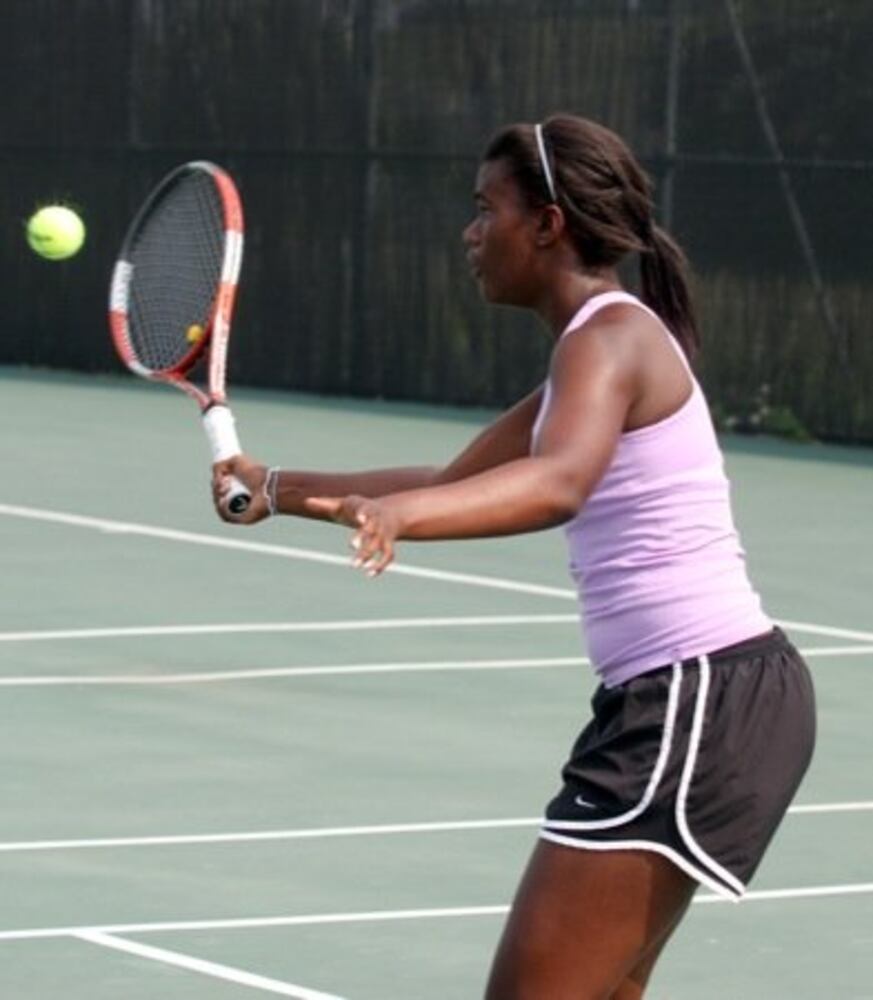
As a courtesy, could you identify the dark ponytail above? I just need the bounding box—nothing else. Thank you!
[640,224,700,358]
[483,114,700,359]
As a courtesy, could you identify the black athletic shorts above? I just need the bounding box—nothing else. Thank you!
[541,628,816,899]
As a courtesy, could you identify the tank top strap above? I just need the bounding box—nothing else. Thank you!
[561,291,693,377]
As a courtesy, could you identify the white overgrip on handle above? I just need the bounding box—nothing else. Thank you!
[202,405,252,515]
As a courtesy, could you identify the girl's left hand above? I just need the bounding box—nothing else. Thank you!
[305,495,400,576]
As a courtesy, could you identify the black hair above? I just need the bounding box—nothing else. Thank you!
[484,114,700,358]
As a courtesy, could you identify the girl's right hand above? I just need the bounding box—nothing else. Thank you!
[212,454,271,524]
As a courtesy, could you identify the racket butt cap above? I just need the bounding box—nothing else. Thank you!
[227,489,251,515]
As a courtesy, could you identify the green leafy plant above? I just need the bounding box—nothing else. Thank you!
[711,384,814,442]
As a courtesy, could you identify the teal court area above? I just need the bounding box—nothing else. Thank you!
[1,369,871,999]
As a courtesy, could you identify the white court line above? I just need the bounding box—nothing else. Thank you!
[76,931,347,1000]
[0,504,575,600]
[3,882,873,942]
[777,619,873,644]
[0,614,578,644]
[694,882,873,905]
[789,800,873,815]
[1,621,871,648]
[0,655,587,687]
[0,643,868,689]
[803,645,873,655]
[2,503,872,644]
[0,817,540,853]
[0,801,869,854]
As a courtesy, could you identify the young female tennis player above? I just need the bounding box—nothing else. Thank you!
[213,114,816,999]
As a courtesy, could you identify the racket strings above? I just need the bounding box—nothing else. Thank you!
[126,173,226,372]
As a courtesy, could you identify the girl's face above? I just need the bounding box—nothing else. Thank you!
[462,158,542,307]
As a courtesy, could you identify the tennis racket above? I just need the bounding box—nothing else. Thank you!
[109,160,251,514]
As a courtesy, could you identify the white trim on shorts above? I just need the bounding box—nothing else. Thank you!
[542,663,683,832]
[539,655,746,901]
[538,830,741,901]
[675,655,746,896]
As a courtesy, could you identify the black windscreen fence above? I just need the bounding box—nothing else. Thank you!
[2,0,870,441]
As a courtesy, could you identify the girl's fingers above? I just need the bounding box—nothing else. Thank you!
[369,541,394,575]
[353,533,382,568]
[349,524,394,575]
[323,499,395,576]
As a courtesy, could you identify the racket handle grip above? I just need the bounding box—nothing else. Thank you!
[203,404,252,515]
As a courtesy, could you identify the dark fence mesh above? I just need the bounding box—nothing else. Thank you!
[2,0,870,441]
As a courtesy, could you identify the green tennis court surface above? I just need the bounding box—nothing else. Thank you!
[1,367,871,999]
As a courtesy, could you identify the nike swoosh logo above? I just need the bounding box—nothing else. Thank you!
[574,796,599,809]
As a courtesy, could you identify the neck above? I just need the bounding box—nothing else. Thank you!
[536,269,623,338]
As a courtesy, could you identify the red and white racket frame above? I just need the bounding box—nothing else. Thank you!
[109,161,251,508]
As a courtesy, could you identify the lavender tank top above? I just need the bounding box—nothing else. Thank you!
[533,291,771,687]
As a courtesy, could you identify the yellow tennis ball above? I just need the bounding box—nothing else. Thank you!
[26,205,86,260]
[186,324,204,344]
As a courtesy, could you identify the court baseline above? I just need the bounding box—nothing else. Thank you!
[3,880,873,944]
[0,800,870,854]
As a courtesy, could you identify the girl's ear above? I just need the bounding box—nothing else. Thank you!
[535,204,565,246]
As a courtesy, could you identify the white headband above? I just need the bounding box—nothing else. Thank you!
[534,123,557,202]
